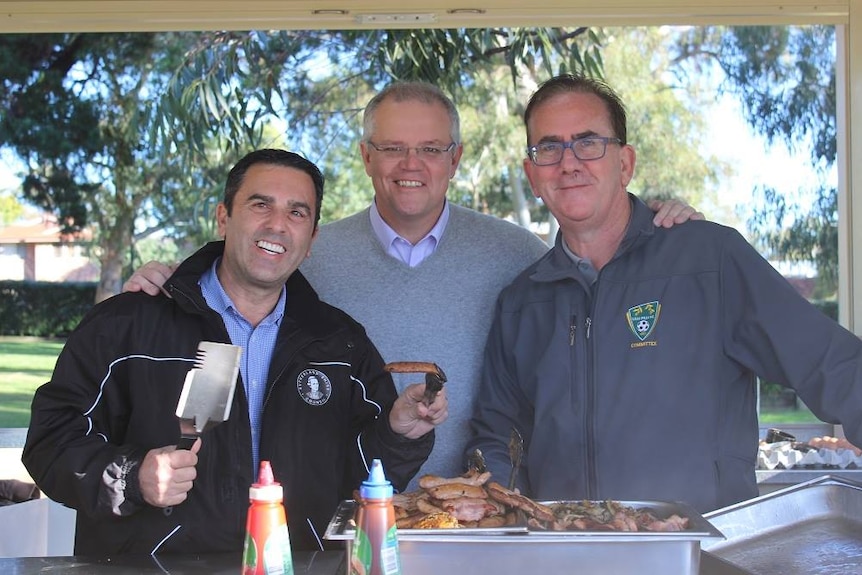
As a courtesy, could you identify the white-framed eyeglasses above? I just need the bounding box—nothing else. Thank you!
[526,136,622,166]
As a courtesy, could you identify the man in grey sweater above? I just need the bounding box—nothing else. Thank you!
[124,81,700,489]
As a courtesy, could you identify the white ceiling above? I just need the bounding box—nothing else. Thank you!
[0,0,849,34]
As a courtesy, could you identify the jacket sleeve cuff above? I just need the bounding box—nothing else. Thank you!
[99,449,146,516]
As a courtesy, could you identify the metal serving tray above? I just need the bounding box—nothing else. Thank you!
[325,499,723,575]
[703,475,862,575]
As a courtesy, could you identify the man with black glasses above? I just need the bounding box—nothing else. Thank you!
[467,74,862,513]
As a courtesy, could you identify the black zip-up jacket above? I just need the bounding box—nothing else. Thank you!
[23,241,433,554]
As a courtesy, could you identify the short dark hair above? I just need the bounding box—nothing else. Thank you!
[523,74,627,146]
[223,149,324,227]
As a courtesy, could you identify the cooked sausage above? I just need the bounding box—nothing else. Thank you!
[485,481,555,523]
[419,471,492,489]
[425,483,488,500]
[383,361,443,375]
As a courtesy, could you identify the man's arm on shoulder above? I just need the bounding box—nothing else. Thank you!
[122,261,177,297]
[648,198,705,228]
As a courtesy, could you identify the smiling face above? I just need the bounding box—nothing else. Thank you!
[523,91,635,232]
[216,163,318,300]
[360,98,463,240]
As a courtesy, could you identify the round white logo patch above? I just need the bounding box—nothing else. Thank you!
[297,369,332,406]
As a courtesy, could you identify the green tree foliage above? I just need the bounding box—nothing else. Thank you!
[343,27,604,95]
[600,28,725,214]
[0,191,24,225]
[673,26,837,296]
[0,33,214,301]
[0,33,259,300]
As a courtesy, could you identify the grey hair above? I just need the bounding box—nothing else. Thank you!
[362,81,461,144]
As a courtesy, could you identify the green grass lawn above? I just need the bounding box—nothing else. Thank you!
[0,336,64,428]
[758,407,823,424]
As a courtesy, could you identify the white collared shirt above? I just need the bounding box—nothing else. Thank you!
[369,200,450,267]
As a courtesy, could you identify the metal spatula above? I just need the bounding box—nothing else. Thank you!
[175,341,242,449]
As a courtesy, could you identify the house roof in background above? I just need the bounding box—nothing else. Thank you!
[0,215,91,244]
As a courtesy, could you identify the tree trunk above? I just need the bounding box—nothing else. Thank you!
[94,211,134,304]
[96,246,125,303]
[508,164,532,228]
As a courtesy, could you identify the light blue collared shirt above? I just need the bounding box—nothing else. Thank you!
[561,240,599,286]
[199,259,285,477]
[369,199,450,267]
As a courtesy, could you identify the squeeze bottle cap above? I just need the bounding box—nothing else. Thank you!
[250,460,283,502]
[359,459,393,500]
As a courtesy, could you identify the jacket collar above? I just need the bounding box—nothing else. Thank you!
[531,193,656,283]
[165,241,344,339]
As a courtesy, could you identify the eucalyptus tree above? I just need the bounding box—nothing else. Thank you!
[0,32,228,301]
[601,27,727,219]
[673,25,837,296]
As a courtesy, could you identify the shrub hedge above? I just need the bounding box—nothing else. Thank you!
[0,280,96,337]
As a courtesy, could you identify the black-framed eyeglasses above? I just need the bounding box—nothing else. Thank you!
[366,141,457,161]
[526,136,622,166]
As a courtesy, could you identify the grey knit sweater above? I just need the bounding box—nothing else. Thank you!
[301,203,548,489]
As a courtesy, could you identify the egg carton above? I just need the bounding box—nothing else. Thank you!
[757,441,862,470]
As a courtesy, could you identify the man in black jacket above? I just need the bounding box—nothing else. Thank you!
[22,149,447,554]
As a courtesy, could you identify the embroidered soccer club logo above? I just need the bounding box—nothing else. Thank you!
[297,369,332,406]
[627,301,660,341]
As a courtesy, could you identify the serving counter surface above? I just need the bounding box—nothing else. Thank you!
[0,551,342,574]
[0,550,757,575]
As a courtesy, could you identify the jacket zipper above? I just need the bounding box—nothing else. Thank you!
[569,315,577,346]
[585,311,597,500]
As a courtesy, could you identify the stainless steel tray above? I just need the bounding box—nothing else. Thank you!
[323,500,528,539]
[325,499,723,575]
[704,474,862,575]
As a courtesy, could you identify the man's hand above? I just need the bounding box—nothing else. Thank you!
[122,261,177,297]
[138,438,200,507]
[648,198,705,228]
[389,383,449,440]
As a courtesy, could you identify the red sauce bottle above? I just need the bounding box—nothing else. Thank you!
[242,460,294,575]
[350,459,401,575]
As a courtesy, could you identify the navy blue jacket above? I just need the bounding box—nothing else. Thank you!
[469,195,862,512]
